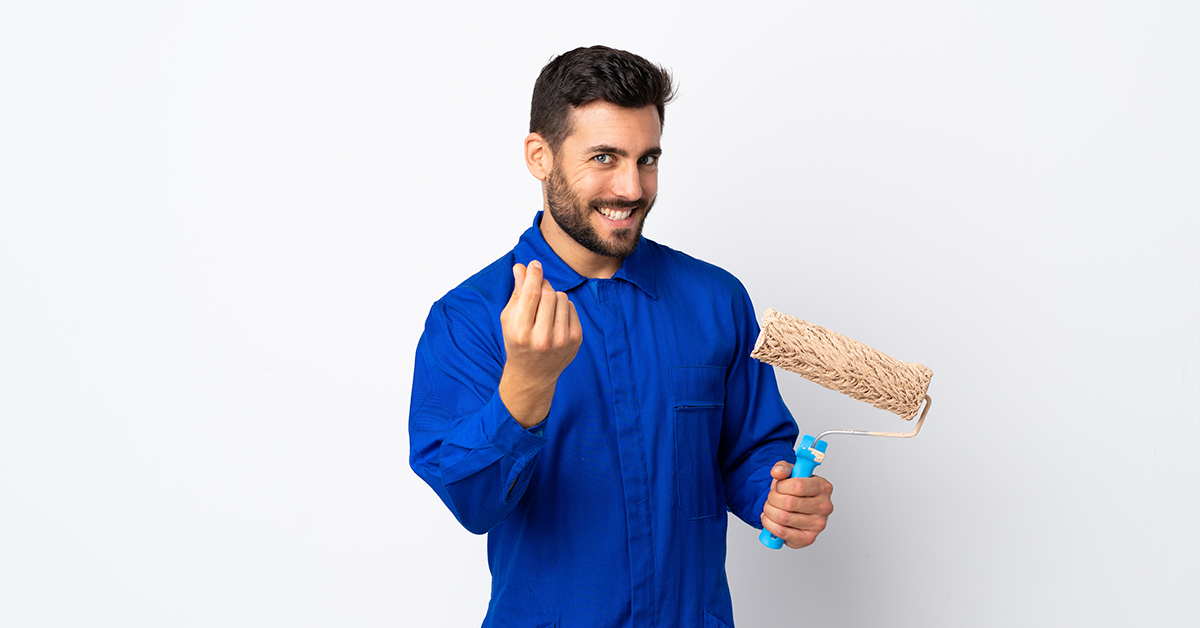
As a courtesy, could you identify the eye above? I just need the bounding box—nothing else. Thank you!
[593,154,613,164]
[638,155,658,166]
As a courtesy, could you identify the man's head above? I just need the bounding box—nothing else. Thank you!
[525,47,676,274]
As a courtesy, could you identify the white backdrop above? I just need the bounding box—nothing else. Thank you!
[2,2,1197,626]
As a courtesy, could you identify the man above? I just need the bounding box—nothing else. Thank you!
[409,45,834,627]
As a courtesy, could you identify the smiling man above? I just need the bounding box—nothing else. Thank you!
[409,46,834,628]
[535,100,661,273]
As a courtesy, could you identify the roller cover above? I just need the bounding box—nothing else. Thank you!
[751,309,932,421]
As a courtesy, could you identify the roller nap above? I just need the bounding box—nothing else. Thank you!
[750,308,933,421]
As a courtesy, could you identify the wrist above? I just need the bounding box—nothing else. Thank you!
[498,368,558,428]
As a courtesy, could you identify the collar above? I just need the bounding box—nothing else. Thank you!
[513,212,658,299]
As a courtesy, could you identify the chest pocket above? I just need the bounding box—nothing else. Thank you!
[670,365,726,520]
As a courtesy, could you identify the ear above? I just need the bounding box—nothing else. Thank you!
[525,133,553,181]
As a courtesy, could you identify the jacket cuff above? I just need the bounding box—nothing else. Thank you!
[482,389,547,461]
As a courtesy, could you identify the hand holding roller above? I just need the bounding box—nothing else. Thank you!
[759,435,827,549]
[752,308,933,549]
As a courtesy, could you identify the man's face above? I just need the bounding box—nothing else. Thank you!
[543,101,661,259]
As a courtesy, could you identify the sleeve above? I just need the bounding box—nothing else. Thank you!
[717,287,801,528]
[408,299,547,535]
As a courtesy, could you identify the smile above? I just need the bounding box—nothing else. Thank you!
[598,207,634,221]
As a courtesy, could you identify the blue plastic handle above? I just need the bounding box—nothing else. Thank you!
[759,435,828,549]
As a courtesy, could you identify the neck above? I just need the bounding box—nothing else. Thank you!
[538,211,624,279]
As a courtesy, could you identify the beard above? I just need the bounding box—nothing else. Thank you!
[545,164,654,259]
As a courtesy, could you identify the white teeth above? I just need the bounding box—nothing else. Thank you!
[599,207,632,221]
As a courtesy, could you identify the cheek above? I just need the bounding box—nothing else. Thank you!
[569,172,600,195]
[641,172,659,197]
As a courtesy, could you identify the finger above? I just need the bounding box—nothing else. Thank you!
[775,475,832,498]
[761,503,800,535]
[770,460,794,481]
[764,490,803,521]
[552,291,572,346]
[510,263,528,301]
[759,512,814,549]
[766,491,834,529]
[567,298,583,348]
[532,280,558,344]
[514,260,546,330]
[763,496,815,525]
[767,477,828,511]
[763,500,828,539]
[522,260,544,297]
[759,511,785,542]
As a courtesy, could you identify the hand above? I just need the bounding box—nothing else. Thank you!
[760,461,834,549]
[498,261,582,427]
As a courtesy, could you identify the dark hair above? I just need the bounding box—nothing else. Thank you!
[530,45,676,152]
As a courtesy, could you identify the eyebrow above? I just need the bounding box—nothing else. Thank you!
[586,144,663,158]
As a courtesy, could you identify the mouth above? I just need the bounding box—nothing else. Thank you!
[596,205,636,223]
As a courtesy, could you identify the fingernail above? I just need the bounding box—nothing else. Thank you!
[773,465,785,474]
[530,260,542,269]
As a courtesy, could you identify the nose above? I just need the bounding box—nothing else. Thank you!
[610,161,642,201]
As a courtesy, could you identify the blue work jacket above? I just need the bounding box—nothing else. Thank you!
[410,213,799,627]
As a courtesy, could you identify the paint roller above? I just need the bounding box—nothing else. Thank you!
[752,308,933,549]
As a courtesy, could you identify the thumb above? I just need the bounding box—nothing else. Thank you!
[770,460,794,481]
[510,263,527,300]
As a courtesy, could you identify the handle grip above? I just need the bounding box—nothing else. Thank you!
[759,435,828,549]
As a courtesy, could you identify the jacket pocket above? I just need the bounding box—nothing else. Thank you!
[671,365,725,520]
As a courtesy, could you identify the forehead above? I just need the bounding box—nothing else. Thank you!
[562,101,662,151]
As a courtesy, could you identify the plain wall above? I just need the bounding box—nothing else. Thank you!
[2,1,1197,626]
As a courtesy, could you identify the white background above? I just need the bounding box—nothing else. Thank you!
[2,2,1197,626]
